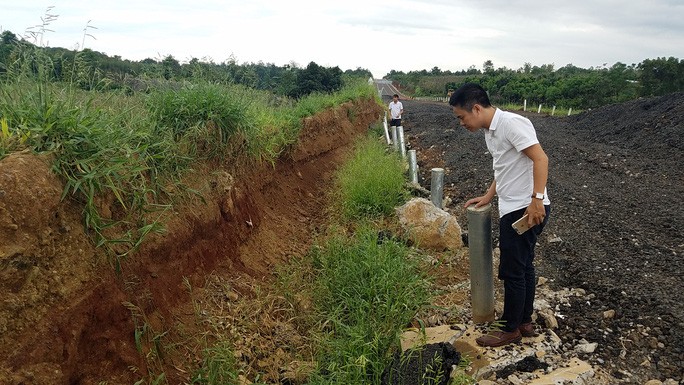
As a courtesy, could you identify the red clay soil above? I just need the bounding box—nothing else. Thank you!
[0,99,383,384]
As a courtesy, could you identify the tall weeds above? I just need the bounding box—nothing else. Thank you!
[0,19,379,267]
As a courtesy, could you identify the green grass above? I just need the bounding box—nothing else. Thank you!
[292,79,380,120]
[0,76,172,267]
[266,136,432,384]
[305,227,431,384]
[337,136,408,220]
[195,223,430,385]
[191,340,240,385]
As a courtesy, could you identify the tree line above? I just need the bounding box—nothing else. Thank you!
[0,30,372,98]
[385,58,684,109]
[4,27,681,110]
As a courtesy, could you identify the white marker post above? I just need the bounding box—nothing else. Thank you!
[408,150,418,184]
[537,104,542,114]
[430,168,444,209]
[383,117,391,145]
[551,106,556,116]
[391,126,398,151]
[398,126,407,158]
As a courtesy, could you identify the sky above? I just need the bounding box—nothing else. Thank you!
[2,1,683,79]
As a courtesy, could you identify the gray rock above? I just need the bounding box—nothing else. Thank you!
[602,309,616,319]
[575,342,598,354]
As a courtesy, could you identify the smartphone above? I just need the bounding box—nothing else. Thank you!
[512,214,533,235]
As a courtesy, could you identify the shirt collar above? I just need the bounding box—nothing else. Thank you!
[488,108,502,131]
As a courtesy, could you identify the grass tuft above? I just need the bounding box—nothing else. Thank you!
[306,226,431,384]
[337,136,408,220]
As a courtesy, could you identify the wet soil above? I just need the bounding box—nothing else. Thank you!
[400,94,684,383]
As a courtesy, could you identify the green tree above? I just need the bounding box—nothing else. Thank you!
[344,67,372,79]
[161,55,181,80]
[290,61,343,98]
[0,31,20,74]
[275,67,297,96]
[483,60,495,73]
[638,57,684,96]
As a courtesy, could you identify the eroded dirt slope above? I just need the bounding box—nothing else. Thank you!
[402,93,683,383]
[0,98,383,384]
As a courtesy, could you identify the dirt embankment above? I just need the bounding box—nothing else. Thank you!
[0,98,383,384]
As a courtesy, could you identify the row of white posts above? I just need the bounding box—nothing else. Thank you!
[416,96,575,117]
[413,96,449,103]
[523,99,573,116]
[383,114,495,323]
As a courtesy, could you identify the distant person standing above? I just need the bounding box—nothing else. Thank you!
[450,83,551,347]
[388,94,404,127]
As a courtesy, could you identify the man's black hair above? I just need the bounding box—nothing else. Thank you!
[448,83,491,110]
[393,94,399,98]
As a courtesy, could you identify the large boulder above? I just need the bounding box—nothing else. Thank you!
[396,198,463,251]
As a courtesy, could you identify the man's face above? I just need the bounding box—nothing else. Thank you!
[452,105,481,132]
[393,96,398,102]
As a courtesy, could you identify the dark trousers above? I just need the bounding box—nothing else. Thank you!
[390,118,401,127]
[498,205,551,331]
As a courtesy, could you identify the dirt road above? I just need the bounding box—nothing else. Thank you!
[399,94,684,383]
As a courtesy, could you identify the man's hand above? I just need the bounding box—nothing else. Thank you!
[465,181,496,209]
[464,194,492,208]
[521,143,549,227]
[525,198,546,226]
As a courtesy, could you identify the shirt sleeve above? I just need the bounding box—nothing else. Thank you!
[505,115,539,152]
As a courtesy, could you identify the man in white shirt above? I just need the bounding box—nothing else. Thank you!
[449,83,551,347]
[388,94,404,127]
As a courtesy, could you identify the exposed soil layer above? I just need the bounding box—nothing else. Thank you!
[400,94,684,383]
[0,99,383,384]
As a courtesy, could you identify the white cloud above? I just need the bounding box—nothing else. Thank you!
[1,0,682,78]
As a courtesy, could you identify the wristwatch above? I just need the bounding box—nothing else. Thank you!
[532,192,545,200]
